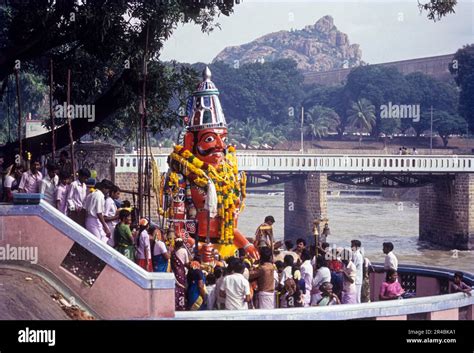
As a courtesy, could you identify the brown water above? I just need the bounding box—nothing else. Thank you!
[239,193,474,274]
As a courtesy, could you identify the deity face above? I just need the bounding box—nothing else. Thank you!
[191,128,228,166]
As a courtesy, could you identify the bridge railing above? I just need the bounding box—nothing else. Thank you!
[115,153,474,174]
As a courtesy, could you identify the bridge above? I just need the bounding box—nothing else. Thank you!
[115,153,474,187]
[114,152,474,250]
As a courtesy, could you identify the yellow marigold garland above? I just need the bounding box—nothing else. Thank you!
[168,145,246,245]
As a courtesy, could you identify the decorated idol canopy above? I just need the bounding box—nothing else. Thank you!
[185,66,227,131]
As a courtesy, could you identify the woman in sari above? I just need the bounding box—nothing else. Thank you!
[186,261,207,311]
[114,210,135,261]
[171,238,188,311]
[152,228,170,272]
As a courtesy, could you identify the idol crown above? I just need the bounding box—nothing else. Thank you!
[185,66,227,131]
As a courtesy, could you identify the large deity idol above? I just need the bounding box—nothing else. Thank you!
[162,67,259,261]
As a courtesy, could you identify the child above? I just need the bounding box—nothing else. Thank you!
[120,200,133,212]
[55,171,71,215]
[449,272,472,295]
[104,185,121,247]
[291,268,305,308]
[114,210,135,261]
[136,218,152,271]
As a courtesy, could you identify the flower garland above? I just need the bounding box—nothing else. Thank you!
[168,145,246,244]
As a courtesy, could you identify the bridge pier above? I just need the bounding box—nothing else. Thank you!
[419,174,474,250]
[284,173,328,245]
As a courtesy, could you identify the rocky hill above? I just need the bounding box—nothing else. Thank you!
[213,15,363,72]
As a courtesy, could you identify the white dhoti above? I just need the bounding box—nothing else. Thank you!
[106,223,116,247]
[258,291,275,309]
[85,216,108,243]
[355,284,362,304]
[303,292,311,307]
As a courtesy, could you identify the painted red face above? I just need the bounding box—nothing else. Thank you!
[194,128,228,166]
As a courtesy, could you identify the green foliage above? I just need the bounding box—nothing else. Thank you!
[0,71,48,144]
[450,44,474,134]
[207,59,305,126]
[304,105,340,140]
[403,72,458,136]
[346,98,376,133]
[344,65,408,136]
[432,110,467,147]
[228,117,287,148]
[418,0,457,21]
[0,0,236,155]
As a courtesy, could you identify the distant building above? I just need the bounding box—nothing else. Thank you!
[25,115,49,138]
[303,53,455,86]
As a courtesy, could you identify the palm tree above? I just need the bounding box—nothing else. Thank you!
[346,98,376,133]
[229,118,262,148]
[304,105,340,140]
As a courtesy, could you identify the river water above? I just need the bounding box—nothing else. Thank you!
[238,193,474,274]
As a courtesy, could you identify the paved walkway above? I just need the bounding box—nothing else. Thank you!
[0,268,71,320]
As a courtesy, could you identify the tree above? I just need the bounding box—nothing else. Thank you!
[344,66,408,136]
[404,72,458,136]
[418,0,457,21]
[304,105,340,140]
[433,111,467,147]
[207,59,305,126]
[302,84,348,138]
[450,44,474,134]
[229,118,263,148]
[0,71,48,144]
[229,117,287,149]
[0,1,237,164]
[346,98,376,133]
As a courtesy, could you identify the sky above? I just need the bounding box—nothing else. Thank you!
[160,0,474,65]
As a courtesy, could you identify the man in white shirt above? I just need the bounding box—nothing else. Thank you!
[279,254,294,287]
[55,171,71,215]
[67,168,90,227]
[311,257,331,305]
[351,240,364,303]
[300,250,313,306]
[341,249,357,304]
[104,185,121,247]
[383,242,398,271]
[84,181,112,242]
[220,261,251,310]
[19,160,42,193]
[39,162,59,206]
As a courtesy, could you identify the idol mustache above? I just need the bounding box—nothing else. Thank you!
[197,146,226,156]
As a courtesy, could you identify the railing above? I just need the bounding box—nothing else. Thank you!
[115,153,474,174]
[175,264,474,320]
[0,200,175,319]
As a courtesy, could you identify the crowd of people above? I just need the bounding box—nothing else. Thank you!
[168,217,410,311]
[2,155,471,311]
[1,152,162,273]
[398,146,418,155]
